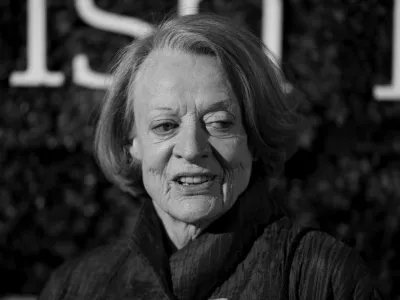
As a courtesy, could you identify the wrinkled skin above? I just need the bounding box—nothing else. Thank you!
[129,49,253,248]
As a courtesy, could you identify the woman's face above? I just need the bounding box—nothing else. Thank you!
[129,50,253,224]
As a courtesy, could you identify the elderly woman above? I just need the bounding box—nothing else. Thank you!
[39,14,382,300]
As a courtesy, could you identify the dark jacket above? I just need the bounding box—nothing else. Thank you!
[39,181,383,300]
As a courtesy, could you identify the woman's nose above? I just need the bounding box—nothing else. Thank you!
[173,122,210,162]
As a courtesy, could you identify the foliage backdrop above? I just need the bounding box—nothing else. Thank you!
[0,0,399,298]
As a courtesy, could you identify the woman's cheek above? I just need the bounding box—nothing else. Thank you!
[142,140,171,171]
[141,145,172,198]
[222,138,252,169]
[222,137,253,202]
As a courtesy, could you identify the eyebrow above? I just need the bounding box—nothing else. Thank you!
[151,99,234,113]
[203,99,233,112]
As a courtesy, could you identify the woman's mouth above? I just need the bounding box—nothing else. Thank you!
[177,175,215,186]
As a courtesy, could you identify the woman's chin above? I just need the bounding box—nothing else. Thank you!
[171,196,219,224]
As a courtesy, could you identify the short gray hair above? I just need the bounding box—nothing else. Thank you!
[94,13,302,196]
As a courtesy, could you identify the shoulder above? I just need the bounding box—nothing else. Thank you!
[293,229,382,299]
[264,217,381,299]
[292,228,369,281]
[38,237,137,300]
[262,217,365,270]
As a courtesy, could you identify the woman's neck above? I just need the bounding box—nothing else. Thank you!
[153,201,210,250]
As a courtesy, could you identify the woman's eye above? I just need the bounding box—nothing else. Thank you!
[153,122,178,134]
[207,121,233,130]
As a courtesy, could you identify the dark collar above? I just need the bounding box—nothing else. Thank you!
[129,197,175,298]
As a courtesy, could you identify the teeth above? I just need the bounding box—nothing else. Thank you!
[178,176,211,184]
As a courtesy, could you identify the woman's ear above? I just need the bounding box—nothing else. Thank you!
[129,138,142,161]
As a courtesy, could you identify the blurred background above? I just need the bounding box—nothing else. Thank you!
[1,0,399,299]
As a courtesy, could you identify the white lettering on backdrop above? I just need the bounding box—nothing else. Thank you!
[178,0,202,15]
[9,0,65,87]
[8,0,400,101]
[73,0,154,89]
[373,0,400,101]
[9,0,283,89]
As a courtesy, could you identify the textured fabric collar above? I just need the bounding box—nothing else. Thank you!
[130,177,281,300]
[129,196,174,299]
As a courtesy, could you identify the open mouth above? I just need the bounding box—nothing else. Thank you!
[176,175,215,186]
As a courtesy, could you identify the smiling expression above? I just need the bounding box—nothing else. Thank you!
[129,49,253,225]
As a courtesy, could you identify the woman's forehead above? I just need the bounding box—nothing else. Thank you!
[131,50,236,112]
[136,51,228,89]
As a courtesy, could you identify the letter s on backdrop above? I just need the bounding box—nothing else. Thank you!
[73,0,154,89]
